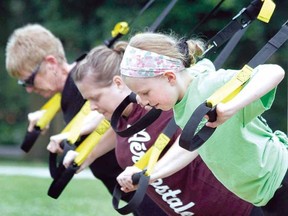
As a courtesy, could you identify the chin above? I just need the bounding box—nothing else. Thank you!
[159,105,173,111]
[103,113,111,120]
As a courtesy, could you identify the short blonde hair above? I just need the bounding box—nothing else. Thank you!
[5,24,66,77]
[73,41,128,87]
[129,32,205,67]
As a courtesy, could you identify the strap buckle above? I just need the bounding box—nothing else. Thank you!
[232,8,252,28]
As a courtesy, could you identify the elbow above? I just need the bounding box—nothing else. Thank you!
[274,65,285,83]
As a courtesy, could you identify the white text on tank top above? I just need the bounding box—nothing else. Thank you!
[127,126,195,215]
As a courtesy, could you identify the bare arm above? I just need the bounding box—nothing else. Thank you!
[117,136,198,192]
[63,127,116,173]
[207,64,285,128]
[150,136,198,182]
[47,111,104,153]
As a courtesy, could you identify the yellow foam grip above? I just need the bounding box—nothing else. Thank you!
[134,133,170,176]
[36,93,61,129]
[74,119,110,166]
[257,0,275,23]
[111,22,129,37]
[66,101,91,144]
[206,65,253,107]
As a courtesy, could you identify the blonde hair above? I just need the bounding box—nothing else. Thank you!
[5,24,66,77]
[73,41,128,86]
[128,32,205,67]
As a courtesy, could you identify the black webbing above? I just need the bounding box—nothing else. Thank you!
[112,118,179,214]
[20,127,41,152]
[204,0,263,55]
[189,0,226,35]
[148,0,178,32]
[48,139,76,179]
[213,27,249,70]
[111,92,162,137]
[48,164,79,199]
[248,21,288,68]
[180,20,288,152]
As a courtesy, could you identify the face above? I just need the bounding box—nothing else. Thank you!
[17,56,65,98]
[124,74,179,111]
[76,75,130,120]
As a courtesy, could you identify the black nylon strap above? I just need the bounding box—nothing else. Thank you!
[213,27,249,70]
[48,139,76,179]
[111,92,162,137]
[148,0,178,32]
[205,0,263,55]
[248,21,288,68]
[180,103,216,151]
[112,118,179,214]
[20,127,41,152]
[47,164,79,199]
[105,0,156,47]
[180,20,288,152]
[112,172,150,215]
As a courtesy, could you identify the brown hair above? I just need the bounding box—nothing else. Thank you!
[5,24,66,77]
[72,41,128,86]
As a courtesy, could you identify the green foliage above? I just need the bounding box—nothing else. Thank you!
[0,0,287,148]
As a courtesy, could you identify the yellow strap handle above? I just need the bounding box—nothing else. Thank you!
[74,119,110,166]
[66,101,91,144]
[257,0,275,23]
[206,65,253,107]
[134,147,153,170]
[36,93,61,129]
[111,22,130,37]
[146,133,170,176]
[133,133,171,176]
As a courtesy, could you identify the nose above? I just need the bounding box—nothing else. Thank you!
[90,102,99,111]
[25,86,34,93]
[137,95,149,107]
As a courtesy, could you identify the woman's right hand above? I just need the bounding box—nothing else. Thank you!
[47,133,69,154]
[27,110,49,133]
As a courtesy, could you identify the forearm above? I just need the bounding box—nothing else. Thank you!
[150,136,198,182]
[83,128,116,166]
[226,64,285,113]
[80,111,104,135]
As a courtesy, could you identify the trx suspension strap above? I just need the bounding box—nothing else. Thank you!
[111,92,161,137]
[148,0,178,32]
[49,101,91,179]
[112,118,179,215]
[48,118,110,199]
[21,93,61,152]
[213,27,249,70]
[179,19,288,152]
[21,53,87,153]
[111,0,179,136]
[104,0,156,47]
[189,0,226,35]
[203,0,275,56]
[111,0,275,134]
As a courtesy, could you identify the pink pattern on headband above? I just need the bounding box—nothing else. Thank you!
[120,45,185,77]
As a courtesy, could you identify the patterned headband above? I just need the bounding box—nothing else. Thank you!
[120,45,185,77]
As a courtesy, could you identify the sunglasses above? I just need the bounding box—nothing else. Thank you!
[18,62,42,87]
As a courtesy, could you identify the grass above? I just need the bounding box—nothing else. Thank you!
[0,161,127,216]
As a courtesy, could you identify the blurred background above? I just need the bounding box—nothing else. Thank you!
[0,0,287,161]
[0,1,287,215]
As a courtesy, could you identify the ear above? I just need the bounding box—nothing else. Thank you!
[112,75,125,90]
[44,55,58,64]
[163,71,177,84]
[43,55,58,73]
